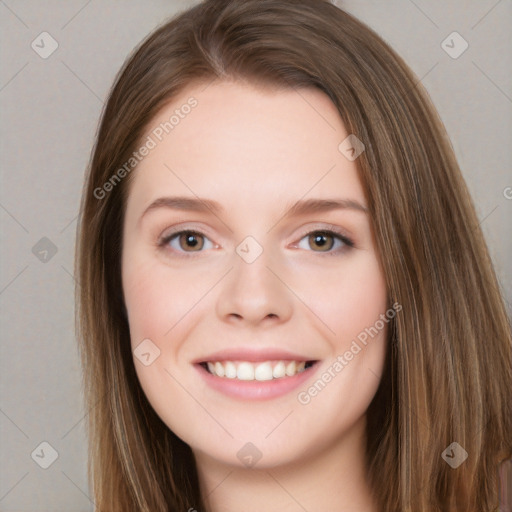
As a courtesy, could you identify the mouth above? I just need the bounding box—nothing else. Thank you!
[199,359,318,381]
[193,347,321,400]
[195,357,320,400]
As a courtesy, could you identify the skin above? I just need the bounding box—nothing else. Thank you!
[121,80,388,512]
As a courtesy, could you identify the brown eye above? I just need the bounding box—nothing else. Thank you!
[178,232,205,251]
[296,229,354,255]
[160,230,214,255]
[308,232,334,252]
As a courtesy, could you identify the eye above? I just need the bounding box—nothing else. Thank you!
[296,230,354,254]
[160,230,214,254]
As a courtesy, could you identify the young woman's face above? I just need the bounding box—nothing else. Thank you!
[121,80,389,470]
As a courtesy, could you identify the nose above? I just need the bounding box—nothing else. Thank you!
[215,249,293,327]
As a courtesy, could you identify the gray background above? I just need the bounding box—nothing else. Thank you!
[0,1,510,510]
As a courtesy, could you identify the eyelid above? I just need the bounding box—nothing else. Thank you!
[292,224,355,254]
[157,226,217,256]
[294,223,353,242]
[162,229,213,242]
[157,222,355,257]
[158,222,215,242]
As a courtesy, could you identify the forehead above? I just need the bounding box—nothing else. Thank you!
[125,80,365,216]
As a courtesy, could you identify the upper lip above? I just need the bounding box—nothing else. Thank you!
[193,348,317,364]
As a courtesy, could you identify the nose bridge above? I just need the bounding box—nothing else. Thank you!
[216,238,293,324]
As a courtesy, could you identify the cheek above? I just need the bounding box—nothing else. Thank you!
[123,268,168,343]
[121,256,210,438]
[293,253,388,344]
[122,255,205,346]
[293,254,389,419]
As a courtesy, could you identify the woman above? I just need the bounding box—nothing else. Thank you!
[75,0,512,510]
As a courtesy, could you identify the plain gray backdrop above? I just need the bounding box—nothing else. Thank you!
[1,1,511,510]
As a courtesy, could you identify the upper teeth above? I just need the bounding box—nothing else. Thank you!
[206,360,307,380]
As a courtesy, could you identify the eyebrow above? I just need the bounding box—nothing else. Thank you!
[139,195,368,224]
[284,197,368,216]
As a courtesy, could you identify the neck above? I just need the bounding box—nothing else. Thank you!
[194,415,380,512]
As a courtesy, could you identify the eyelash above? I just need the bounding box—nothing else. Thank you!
[157,227,355,258]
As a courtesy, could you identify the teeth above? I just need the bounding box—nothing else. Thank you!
[285,361,296,376]
[237,362,254,380]
[205,360,312,380]
[272,361,286,378]
[225,361,237,379]
[214,362,225,377]
[254,362,274,381]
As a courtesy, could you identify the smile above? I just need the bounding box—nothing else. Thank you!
[195,357,320,400]
[201,360,316,380]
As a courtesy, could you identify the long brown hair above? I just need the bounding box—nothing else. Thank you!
[75,0,512,510]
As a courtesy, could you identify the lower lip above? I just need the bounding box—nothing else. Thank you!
[194,363,319,400]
